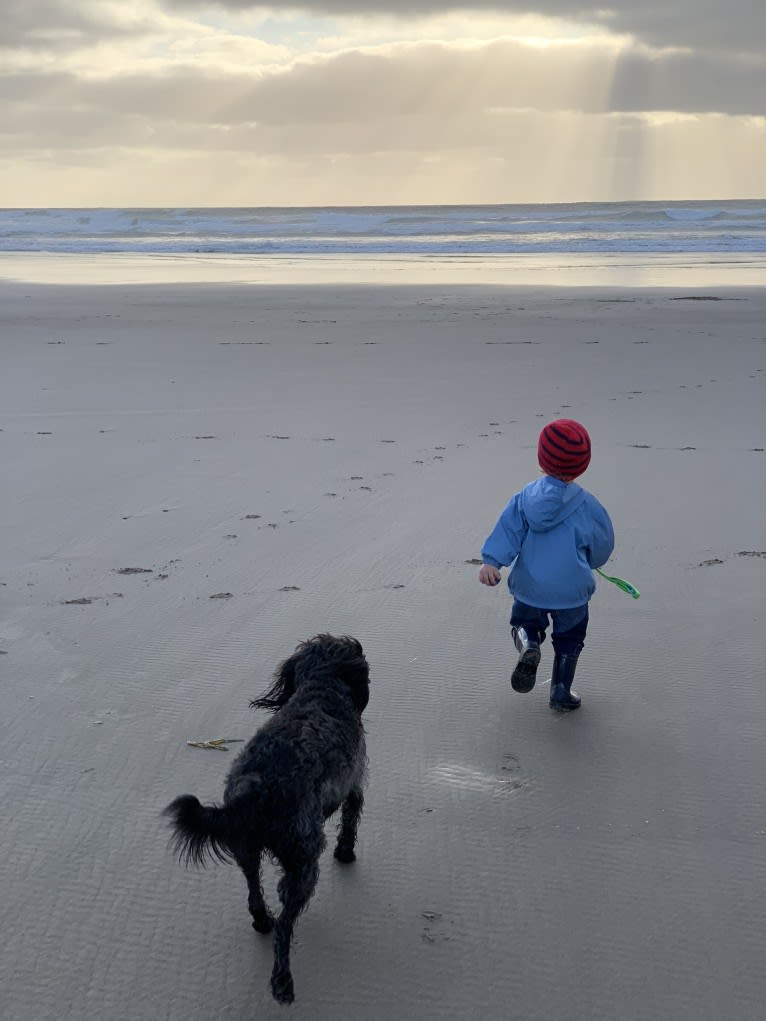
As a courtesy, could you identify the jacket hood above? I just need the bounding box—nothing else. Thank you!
[521,477,587,532]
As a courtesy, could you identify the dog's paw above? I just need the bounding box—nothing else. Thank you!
[271,971,295,1005]
[333,845,356,864]
[251,914,274,934]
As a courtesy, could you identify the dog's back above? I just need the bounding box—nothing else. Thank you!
[225,675,366,825]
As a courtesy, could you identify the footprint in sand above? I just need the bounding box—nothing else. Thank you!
[501,753,521,773]
[421,912,454,945]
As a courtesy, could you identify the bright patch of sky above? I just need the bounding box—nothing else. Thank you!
[10,4,618,79]
[1,0,634,80]
[177,7,610,56]
[189,7,315,46]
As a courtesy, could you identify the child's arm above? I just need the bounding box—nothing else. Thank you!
[586,503,615,569]
[479,495,527,585]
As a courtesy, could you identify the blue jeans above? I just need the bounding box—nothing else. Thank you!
[510,599,589,656]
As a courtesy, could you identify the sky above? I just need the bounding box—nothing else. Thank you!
[1,0,764,206]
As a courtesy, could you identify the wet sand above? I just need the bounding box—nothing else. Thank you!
[1,279,765,1020]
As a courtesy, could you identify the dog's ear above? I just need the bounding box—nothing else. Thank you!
[324,635,368,713]
[336,647,370,713]
[346,669,369,713]
[250,653,298,712]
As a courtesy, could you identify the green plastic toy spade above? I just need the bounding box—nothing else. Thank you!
[595,567,640,599]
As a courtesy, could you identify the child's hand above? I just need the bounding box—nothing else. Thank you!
[479,564,502,587]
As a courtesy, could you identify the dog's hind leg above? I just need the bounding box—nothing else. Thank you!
[238,852,273,934]
[271,856,321,1004]
[333,787,363,863]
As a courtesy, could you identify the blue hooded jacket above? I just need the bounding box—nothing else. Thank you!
[481,476,614,609]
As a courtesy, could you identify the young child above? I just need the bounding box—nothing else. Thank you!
[479,419,614,711]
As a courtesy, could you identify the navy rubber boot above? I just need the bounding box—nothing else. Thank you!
[510,626,541,693]
[549,652,581,711]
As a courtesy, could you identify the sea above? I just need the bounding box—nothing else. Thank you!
[2,201,765,256]
[1,200,764,286]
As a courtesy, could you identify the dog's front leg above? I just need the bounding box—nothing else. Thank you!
[271,859,320,1004]
[334,787,363,863]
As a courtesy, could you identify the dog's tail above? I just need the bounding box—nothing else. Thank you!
[163,795,233,866]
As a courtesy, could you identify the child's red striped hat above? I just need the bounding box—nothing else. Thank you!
[538,419,591,479]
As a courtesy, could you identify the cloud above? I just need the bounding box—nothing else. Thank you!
[2,1,763,204]
[2,0,159,50]
[1,36,761,157]
[161,0,766,57]
[3,109,763,206]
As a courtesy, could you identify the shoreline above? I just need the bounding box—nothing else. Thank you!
[2,250,766,287]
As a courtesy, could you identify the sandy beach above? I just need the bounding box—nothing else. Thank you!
[1,273,765,1021]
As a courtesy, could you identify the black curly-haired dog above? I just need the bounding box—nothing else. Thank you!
[164,633,369,1005]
